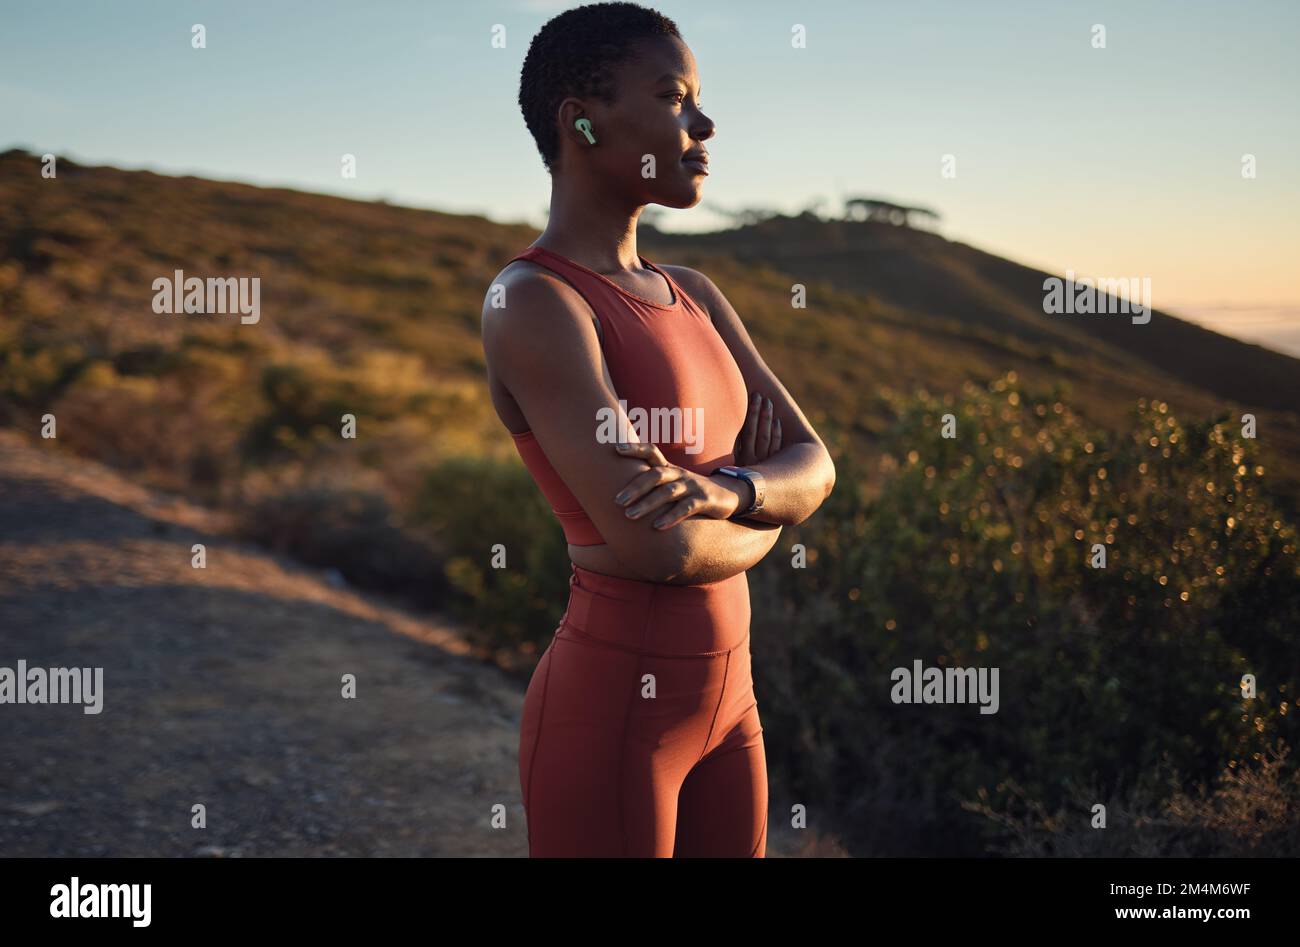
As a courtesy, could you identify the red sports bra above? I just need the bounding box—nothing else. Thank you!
[505,244,749,545]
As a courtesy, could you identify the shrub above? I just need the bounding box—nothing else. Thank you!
[748,372,1300,855]
[234,477,445,601]
[409,454,571,669]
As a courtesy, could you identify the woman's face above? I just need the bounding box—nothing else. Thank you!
[563,35,715,209]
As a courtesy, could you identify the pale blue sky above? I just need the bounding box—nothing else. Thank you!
[3,0,1298,351]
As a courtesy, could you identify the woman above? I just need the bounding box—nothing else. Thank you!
[480,2,836,857]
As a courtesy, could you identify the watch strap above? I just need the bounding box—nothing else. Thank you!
[711,465,764,517]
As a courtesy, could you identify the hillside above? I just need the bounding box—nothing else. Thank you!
[2,146,1297,512]
[641,219,1300,505]
[648,214,1300,414]
[2,150,1296,857]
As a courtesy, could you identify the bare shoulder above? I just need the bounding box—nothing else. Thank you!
[481,259,594,337]
[657,264,720,315]
[484,259,577,311]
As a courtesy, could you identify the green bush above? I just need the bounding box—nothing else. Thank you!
[959,739,1300,856]
[409,454,572,667]
[234,481,446,600]
[748,372,1300,855]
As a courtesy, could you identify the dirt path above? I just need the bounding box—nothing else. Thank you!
[0,430,816,857]
[0,429,525,856]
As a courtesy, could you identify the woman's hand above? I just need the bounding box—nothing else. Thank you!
[611,441,747,530]
[734,391,781,466]
[610,392,781,529]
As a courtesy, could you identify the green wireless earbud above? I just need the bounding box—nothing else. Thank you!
[575,118,596,144]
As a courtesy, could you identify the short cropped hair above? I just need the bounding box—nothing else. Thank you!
[518,2,680,174]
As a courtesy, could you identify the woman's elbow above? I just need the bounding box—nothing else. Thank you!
[605,529,691,584]
[794,451,836,524]
[644,530,693,583]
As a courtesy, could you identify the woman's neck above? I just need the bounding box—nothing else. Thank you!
[540,173,646,272]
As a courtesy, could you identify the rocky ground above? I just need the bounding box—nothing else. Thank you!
[0,430,814,857]
[0,429,527,856]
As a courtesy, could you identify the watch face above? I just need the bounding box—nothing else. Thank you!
[718,466,762,516]
[745,471,764,511]
[737,470,759,513]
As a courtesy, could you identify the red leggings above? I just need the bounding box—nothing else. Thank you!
[519,564,768,857]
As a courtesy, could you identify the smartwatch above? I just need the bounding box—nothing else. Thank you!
[711,465,765,518]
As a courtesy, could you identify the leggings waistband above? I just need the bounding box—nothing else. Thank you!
[561,563,751,656]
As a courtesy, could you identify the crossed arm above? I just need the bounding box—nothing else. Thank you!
[481,266,835,585]
[664,266,836,527]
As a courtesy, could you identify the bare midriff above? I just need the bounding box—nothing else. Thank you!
[567,542,646,580]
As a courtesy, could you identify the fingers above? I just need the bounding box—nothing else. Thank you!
[737,392,780,463]
[735,393,760,465]
[613,440,676,508]
[737,391,761,465]
[650,494,705,530]
[622,477,694,522]
[615,440,669,466]
[755,397,773,459]
[733,429,750,467]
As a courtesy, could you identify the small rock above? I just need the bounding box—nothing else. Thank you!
[194,845,237,857]
[7,800,63,817]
